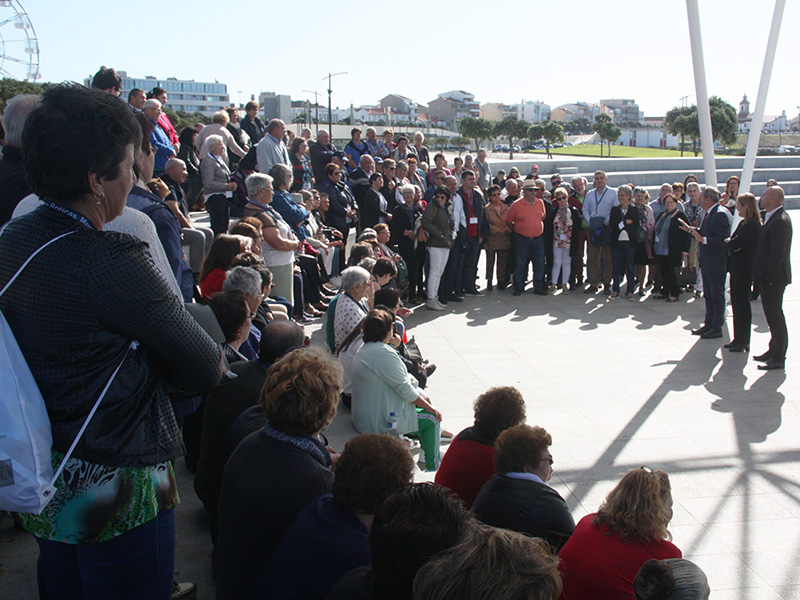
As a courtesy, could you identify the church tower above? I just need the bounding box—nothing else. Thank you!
[739,94,750,119]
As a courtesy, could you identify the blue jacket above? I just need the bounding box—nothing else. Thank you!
[127,186,194,301]
[149,119,175,172]
[271,189,310,241]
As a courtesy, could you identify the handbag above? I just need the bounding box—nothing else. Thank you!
[396,257,409,282]
[588,216,611,247]
[634,225,648,244]
[417,208,434,243]
[677,266,698,287]
[0,232,137,514]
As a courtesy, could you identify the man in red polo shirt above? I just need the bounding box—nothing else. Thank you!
[507,179,548,296]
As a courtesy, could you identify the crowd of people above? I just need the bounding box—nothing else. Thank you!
[0,66,792,600]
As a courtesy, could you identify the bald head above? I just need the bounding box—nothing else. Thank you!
[258,320,306,364]
[761,186,785,212]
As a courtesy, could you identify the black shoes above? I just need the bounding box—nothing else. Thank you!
[728,343,750,353]
[757,358,785,370]
[691,325,711,336]
[533,289,548,296]
[753,351,772,362]
[445,294,463,302]
[700,329,723,339]
[513,289,522,296]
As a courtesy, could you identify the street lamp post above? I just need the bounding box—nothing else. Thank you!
[323,72,348,140]
[302,89,321,136]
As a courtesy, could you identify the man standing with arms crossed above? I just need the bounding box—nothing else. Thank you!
[582,171,618,294]
[753,186,792,370]
[452,170,489,296]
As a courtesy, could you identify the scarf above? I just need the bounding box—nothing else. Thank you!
[263,419,332,467]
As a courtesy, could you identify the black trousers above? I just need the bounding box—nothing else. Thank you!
[760,281,788,360]
[729,271,753,344]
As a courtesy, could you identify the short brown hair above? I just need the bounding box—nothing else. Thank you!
[244,101,259,112]
[362,308,395,343]
[413,524,562,600]
[260,346,342,436]
[472,387,526,442]
[494,425,552,475]
[593,468,673,544]
[333,434,414,514]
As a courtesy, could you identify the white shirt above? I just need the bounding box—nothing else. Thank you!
[764,206,781,224]
[505,472,549,486]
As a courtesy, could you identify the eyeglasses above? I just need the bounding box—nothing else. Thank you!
[640,466,665,483]
[555,196,567,200]
[541,455,554,465]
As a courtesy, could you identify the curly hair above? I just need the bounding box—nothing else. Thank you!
[472,386,526,442]
[413,524,562,600]
[593,468,673,544]
[493,424,551,475]
[260,346,342,437]
[332,434,414,514]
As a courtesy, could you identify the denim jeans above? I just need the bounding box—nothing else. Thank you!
[37,508,176,600]
[513,233,545,291]
[612,241,636,293]
[443,235,465,298]
[462,235,481,292]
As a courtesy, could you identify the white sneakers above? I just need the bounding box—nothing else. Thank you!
[426,298,446,311]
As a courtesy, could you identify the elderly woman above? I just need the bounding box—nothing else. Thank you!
[201,134,238,236]
[610,185,641,299]
[301,189,341,278]
[422,186,455,310]
[634,186,656,296]
[413,131,429,166]
[484,184,512,291]
[268,163,310,240]
[435,386,526,508]
[195,109,247,166]
[351,308,444,471]
[333,266,375,351]
[723,193,761,352]
[652,194,691,302]
[391,184,423,303]
[244,173,301,304]
[289,136,312,192]
[682,182,705,297]
[176,125,203,209]
[208,289,253,363]
[318,162,358,270]
[558,468,682,599]
[0,84,223,599]
[217,346,342,600]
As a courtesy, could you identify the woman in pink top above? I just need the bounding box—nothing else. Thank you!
[558,468,681,600]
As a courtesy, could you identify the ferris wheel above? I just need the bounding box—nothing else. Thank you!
[0,0,38,82]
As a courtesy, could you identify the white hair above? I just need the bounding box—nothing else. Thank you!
[2,94,41,146]
[223,266,261,298]
[143,98,161,111]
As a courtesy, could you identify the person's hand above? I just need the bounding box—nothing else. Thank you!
[429,407,443,422]
[227,182,237,191]
[386,214,393,221]
[332,230,343,239]
[405,229,414,239]
[392,254,401,263]
[327,446,341,465]
[388,181,395,190]
[389,333,402,347]
[677,218,691,232]
[397,307,412,317]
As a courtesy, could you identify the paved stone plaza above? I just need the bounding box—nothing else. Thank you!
[2,212,798,599]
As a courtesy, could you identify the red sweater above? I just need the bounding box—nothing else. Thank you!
[434,427,495,509]
[200,268,226,299]
[558,514,681,600]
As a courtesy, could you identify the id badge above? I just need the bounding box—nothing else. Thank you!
[559,234,567,241]
[469,217,478,225]
[654,234,660,244]
[618,222,624,230]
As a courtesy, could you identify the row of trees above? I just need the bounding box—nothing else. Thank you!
[664,96,737,156]
[458,114,624,159]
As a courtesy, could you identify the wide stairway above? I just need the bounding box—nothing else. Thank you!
[490,155,800,208]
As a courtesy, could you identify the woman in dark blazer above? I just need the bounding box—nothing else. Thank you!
[652,194,691,302]
[360,172,391,230]
[725,193,761,352]
[609,185,641,299]
[390,184,422,303]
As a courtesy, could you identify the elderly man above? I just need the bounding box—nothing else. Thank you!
[681,186,733,340]
[161,158,213,273]
[582,170,619,293]
[507,179,548,296]
[501,178,519,205]
[143,99,175,175]
[256,118,290,174]
[148,86,179,146]
[473,424,575,551]
[453,170,489,296]
[424,171,447,203]
[241,101,266,145]
[474,148,492,193]
[753,186,792,369]
[391,135,415,161]
[349,154,375,207]
[309,129,337,184]
[0,94,39,225]
[364,126,382,157]
[569,175,589,288]
[127,88,145,113]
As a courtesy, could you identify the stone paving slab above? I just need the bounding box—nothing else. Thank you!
[2,212,798,599]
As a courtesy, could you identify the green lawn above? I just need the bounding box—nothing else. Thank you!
[527,146,700,158]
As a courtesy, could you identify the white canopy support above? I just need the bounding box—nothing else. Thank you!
[685,0,716,188]
[740,0,786,194]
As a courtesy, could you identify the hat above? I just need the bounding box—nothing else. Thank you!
[333,151,347,160]
[374,157,384,164]
[522,179,538,190]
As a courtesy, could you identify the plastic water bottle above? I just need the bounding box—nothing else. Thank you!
[387,411,399,436]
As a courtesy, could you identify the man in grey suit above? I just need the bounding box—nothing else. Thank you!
[681,186,732,340]
[753,186,792,370]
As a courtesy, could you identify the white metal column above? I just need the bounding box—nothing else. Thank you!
[740,0,786,194]
[685,0,717,188]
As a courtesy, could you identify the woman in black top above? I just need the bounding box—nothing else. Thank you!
[652,194,691,302]
[177,126,203,208]
[724,193,762,352]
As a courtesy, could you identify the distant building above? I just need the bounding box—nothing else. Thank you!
[480,102,515,122]
[599,98,643,123]
[516,100,551,123]
[88,71,229,117]
[379,94,427,123]
[260,92,292,123]
[552,102,607,122]
[738,94,790,133]
[428,90,480,129]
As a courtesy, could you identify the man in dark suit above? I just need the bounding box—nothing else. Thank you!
[682,186,733,340]
[753,186,792,370]
[472,424,575,551]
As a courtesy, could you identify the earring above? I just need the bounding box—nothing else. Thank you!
[96,192,105,205]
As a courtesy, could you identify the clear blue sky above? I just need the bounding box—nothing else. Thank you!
[23,0,799,120]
